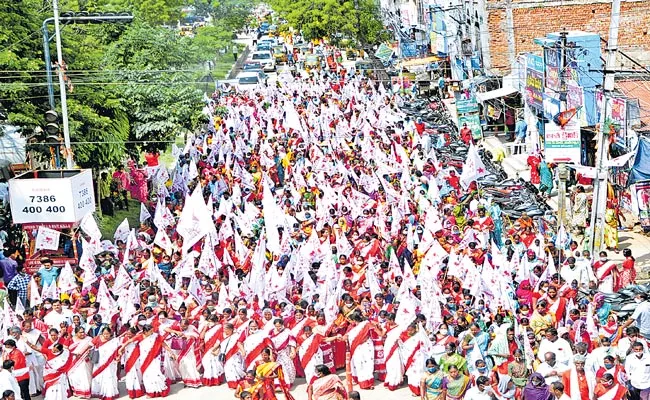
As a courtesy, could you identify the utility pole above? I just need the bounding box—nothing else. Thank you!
[52,0,73,169]
[588,0,621,256]
[556,31,569,227]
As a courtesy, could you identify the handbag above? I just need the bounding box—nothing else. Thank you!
[170,337,184,351]
[89,349,100,364]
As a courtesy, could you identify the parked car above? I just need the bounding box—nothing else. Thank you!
[249,51,275,72]
[237,71,268,88]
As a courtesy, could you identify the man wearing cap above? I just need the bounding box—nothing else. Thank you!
[3,339,30,400]
[561,354,594,400]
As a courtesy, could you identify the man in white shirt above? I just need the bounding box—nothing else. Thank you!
[560,257,592,288]
[43,299,72,328]
[537,328,574,366]
[618,326,648,361]
[550,381,571,400]
[0,360,22,400]
[623,293,650,340]
[537,352,569,384]
[624,342,650,399]
[464,376,497,400]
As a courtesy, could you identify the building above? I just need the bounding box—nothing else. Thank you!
[481,0,650,74]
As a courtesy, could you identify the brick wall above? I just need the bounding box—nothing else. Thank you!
[486,0,650,73]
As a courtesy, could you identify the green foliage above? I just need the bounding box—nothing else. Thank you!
[268,0,386,45]
[192,0,259,31]
[0,0,252,168]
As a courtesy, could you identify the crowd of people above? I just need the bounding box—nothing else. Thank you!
[0,62,647,400]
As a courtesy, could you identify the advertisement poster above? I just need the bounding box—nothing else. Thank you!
[636,180,650,231]
[544,47,560,91]
[459,114,483,140]
[566,81,586,126]
[526,54,544,110]
[610,97,627,148]
[544,120,581,164]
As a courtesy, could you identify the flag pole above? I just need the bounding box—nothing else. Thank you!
[345,340,353,393]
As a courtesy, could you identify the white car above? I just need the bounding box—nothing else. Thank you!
[249,51,275,72]
[236,71,268,88]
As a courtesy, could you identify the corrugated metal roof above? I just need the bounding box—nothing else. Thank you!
[616,80,650,129]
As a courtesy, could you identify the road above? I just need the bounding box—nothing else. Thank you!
[106,373,413,400]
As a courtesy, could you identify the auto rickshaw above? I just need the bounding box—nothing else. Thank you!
[346,48,358,61]
[273,45,287,64]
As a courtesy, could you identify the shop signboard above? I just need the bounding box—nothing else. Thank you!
[9,169,95,224]
[526,54,544,110]
[544,120,581,164]
[400,42,418,58]
[456,98,479,114]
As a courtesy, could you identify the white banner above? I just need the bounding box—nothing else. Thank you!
[9,169,95,224]
[34,226,61,251]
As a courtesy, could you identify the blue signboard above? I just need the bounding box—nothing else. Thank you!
[400,42,418,58]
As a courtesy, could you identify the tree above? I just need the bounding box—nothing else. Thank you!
[0,0,250,169]
[267,0,387,45]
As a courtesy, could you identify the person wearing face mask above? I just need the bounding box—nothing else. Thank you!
[200,314,225,386]
[593,373,627,400]
[586,338,616,376]
[617,327,648,361]
[622,293,650,341]
[240,319,268,372]
[469,359,495,387]
[594,355,626,385]
[28,342,70,400]
[624,342,650,400]
[439,342,467,374]
[593,251,617,293]
[383,319,406,391]
[419,358,446,400]
[464,375,497,400]
[298,325,340,386]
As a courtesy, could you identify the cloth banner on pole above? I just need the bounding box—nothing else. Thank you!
[34,226,61,251]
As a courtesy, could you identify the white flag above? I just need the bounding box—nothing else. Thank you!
[29,278,42,307]
[113,218,130,242]
[58,262,77,293]
[112,265,132,296]
[459,143,489,189]
[96,279,118,322]
[153,228,173,255]
[176,185,213,252]
[80,214,102,240]
[34,226,61,251]
[41,281,59,300]
[140,203,151,223]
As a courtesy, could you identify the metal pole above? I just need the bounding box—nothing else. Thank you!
[53,0,74,169]
[557,164,568,226]
[588,0,621,256]
[556,32,568,228]
[42,19,55,109]
[43,15,132,110]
